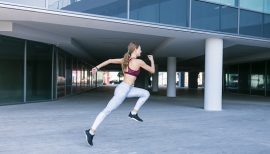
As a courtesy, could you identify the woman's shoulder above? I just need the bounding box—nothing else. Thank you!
[132,58,143,62]
[129,58,142,64]
[131,59,145,67]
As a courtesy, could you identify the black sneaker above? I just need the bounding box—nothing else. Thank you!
[129,112,143,122]
[85,129,94,146]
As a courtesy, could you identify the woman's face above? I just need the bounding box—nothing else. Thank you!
[136,46,142,57]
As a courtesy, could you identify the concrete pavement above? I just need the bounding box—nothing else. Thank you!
[1,86,270,154]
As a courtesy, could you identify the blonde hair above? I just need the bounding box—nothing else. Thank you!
[122,42,140,73]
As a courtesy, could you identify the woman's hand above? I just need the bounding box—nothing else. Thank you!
[91,67,98,74]
[147,55,154,62]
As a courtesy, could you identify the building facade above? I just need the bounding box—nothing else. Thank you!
[0,35,103,105]
[0,0,270,110]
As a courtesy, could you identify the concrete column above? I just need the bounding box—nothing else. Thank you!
[204,38,223,111]
[188,71,199,89]
[152,64,159,92]
[167,57,176,97]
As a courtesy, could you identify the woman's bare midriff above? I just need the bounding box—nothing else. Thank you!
[123,74,137,85]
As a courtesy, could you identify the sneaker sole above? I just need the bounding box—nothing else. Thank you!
[85,133,88,143]
[85,131,93,146]
[129,117,141,122]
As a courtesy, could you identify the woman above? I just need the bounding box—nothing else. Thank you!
[85,42,155,146]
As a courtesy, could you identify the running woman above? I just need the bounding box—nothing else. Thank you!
[85,42,155,146]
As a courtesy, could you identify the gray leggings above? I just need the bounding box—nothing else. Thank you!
[91,82,150,130]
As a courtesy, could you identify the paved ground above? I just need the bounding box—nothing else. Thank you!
[1,86,270,154]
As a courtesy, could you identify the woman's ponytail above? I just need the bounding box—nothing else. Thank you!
[121,42,140,73]
[122,51,130,73]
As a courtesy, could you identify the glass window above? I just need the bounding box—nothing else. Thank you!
[81,65,86,90]
[266,60,270,96]
[76,61,82,92]
[192,1,238,33]
[202,0,237,6]
[238,63,250,94]
[221,0,237,6]
[57,51,66,98]
[264,14,270,38]
[72,58,77,93]
[204,0,221,4]
[50,0,127,19]
[97,71,104,86]
[220,6,238,33]
[239,10,263,37]
[130,0,159,23]
[250,61,265,96]
[225,65,238,93]
[86,68,91,88]
[0,0,46,8]
[92,70,97,88]
[85,67,89,88]
[251,74,264,90]
[130,0,189,27]
[0,36,24,104]
[48,0,71,9]
[239,0,264,12]
[159,0,189,27]
[265,0,270,14]
[66,55,72,95]
[52,47,57,99]
[26,41,52,101]
[192,0,220,31]
[90,71,93,88]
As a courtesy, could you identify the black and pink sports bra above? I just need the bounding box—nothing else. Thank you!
[125,58,140,77]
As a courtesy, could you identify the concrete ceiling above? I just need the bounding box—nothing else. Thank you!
[0,3,270,71]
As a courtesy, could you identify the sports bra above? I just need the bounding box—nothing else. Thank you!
[125,58,140,77]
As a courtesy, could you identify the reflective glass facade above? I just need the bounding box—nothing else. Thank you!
[192,1,220,31]
[0,35,103,105]
[224,60,270,96]
[266,60,270,96]
[60,0,127,18]
[224,65,238,93]
[264,14,270,38]
[26,41,52,101]
[130,0,189,27]
[192,0,238,33]
[238,63,250,94]
[202,0,237,6]
[265,0,270,14]
[240,0,264,12]
[0,0,46,7]
[57,50,65,98]
[1,0,270,39]
[66,55,72,95]
[0,36,24,104]
[250,61,265,95]
[240,10,263,37]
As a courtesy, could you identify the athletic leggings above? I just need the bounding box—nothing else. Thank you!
[91,81,150,130]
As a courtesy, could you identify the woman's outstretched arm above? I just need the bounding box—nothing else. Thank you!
[92,58,123,73]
